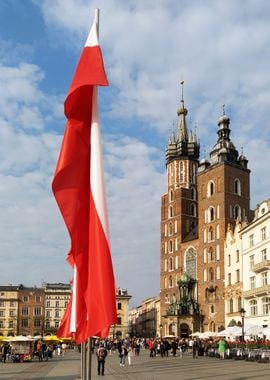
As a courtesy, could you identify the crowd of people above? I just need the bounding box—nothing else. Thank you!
[0,340,71,363]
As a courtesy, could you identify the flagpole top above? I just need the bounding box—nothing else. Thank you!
[95,8,100,27]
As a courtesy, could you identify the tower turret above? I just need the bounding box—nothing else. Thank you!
[166,82,200,165]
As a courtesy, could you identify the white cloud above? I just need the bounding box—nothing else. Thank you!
[1,0,270,307]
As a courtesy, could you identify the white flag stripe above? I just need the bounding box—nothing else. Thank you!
[90,86,110,245]
[69,265,77,333]
[84,17,99,47]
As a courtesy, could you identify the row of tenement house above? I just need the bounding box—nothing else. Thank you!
[0,284,132,339]
[129,90,270,340]
[157,88,270,339]
[129,199,270,339]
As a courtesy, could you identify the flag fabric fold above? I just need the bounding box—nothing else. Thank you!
[52,14,117,343]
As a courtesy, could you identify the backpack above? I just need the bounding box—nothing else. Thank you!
[98,348,106,360]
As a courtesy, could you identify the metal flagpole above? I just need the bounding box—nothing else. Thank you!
[81,342,86,380]
[86,337,92,380]
[86,8,100,380]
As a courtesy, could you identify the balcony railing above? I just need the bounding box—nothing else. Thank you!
[251,260,270,273]
[242,284,270,298]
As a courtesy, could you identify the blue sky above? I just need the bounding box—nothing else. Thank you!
[1,0,270,307]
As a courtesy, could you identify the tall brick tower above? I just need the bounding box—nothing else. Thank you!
[160,94,253,337]
[197,108,252,332]
[160,84,200,337]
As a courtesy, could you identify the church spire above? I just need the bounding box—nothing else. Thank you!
[165,83,200,165]
[177,81,188,142]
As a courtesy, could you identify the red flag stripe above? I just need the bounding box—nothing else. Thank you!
[52,15,117,343]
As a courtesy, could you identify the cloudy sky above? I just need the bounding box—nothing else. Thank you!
[0,0,270,307]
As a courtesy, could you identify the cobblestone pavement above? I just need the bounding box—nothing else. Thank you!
[0,349,269,380]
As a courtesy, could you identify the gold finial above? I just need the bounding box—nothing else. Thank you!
[180,80,184,102]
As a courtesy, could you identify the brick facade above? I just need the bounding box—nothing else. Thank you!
[160,96,253,336]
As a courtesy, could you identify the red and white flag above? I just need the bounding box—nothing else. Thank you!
[52,11,117,343]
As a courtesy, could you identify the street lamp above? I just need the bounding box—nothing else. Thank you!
[240,308,246,342]
[159,324,163,338]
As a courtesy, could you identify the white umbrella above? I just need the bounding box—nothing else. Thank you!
[200,331,217,338]
[217,326,242,336]
[245,324,264,336]
[262,327,270,337]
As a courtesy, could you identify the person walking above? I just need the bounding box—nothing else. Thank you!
[217,338,226,360]
[96,342,107,376]
[171,339,178,357]
[192,338,199,359]
[119,344,128,367]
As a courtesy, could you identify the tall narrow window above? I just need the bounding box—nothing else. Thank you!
[209,207,215,222]
[261,227,266,241]
[249,254,254,269]
[229,299,233,313]
[261,248,267,261]
[180,161,184,183]
[262,297,270,314]
[209,227,214,242]
[236,269,240,283]
[207,181,215,197]
[249,234,254,247]
[169,190,173,202]
[262,272,268,286]
[169,257,173,271]
[234,205,241,220]
[250,300,257,316]
[209,268,214,281]
[234,179,241,195]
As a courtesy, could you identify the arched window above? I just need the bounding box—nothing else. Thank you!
[164,224,167,237]
[229,299,234,313]
[169,190,173,202]
[191,203,196,217]
[234,179,241,195]
[191,187,196,200]
[209,227,214,242]
[209,268,214,281]
[169,206,173,218]
[234,205,241,220]
[209,207,215,222]
[169,240,173,253]
[169,257,173,271]
[169,275,173,288]
[180,161,184,183]
[208,247,214,262]
[169,222,173,236]
[237,297,242,312]
[207,181,215,197]
[216,266,220,279]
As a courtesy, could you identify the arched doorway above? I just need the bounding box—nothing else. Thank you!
[179,323,189,338]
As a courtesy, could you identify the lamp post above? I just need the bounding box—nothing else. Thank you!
[240,308,246,342]
[159,324,163,338]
